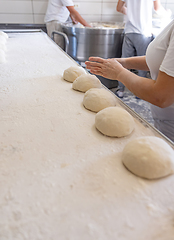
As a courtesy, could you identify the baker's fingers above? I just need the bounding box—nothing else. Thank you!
[86,66,106,77]
[90,69,104,76]
[85,61,103,69]
[88,57,105,63]
[87,66,101,72]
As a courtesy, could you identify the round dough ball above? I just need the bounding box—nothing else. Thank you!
[0,31,8,39]
[122,136,174,179]
[72,74,102,92]
[63,66,87,82]
[0,49,6,63]
[95,107,135,137]
[83,88,117,112]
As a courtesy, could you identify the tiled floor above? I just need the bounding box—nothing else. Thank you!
[110,87,155,126]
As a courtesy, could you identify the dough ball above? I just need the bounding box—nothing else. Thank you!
[83,88,117,112]
[0,49,6,63]
[122,136,174,179]
[63,66,86,82]
[95,107,135,137]
[73,74,102,92]
[0,31,8,39]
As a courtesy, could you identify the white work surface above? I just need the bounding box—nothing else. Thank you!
[0,31,174,239]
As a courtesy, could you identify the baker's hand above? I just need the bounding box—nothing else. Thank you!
[70,12,91,27]
[85,57,124,80]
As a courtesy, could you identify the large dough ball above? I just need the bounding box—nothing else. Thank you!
[83,88,117,112]
[72,74,102,92]
[63,66,86,83]
[95,107,135,137]
[122,136,174,179]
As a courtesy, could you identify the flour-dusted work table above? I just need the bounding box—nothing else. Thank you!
[0,30,174,239]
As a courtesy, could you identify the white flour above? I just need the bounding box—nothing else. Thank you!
[0,31,173,240]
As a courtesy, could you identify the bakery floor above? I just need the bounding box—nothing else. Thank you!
[110,87,155,126]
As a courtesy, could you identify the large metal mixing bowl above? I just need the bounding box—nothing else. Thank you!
[60,22,124,62]
[51,22,124,88]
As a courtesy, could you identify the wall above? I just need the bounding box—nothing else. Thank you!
[0,0,173,25]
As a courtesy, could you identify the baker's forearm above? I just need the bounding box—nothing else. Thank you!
[86,57,174,108]
[153,0,166,12]
[116,0,127,15]
[86,57,154,102]
[117,6,127,15]
[67,6,90,27]
[73,11,90,27]
[117,68,169,107]
[117,56,149,71]
[153,0,161,11]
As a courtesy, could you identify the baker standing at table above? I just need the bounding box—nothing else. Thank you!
[44,0,91,49]
[115,0,166,98]
[85,15,174,142]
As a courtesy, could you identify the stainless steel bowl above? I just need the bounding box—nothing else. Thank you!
[60,22,124,62]
[51,22,124,89]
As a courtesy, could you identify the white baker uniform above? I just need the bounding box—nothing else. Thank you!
[118,0,155,92]
[146,19,174,142]
[123,0,154,36]
[44,0,74,49]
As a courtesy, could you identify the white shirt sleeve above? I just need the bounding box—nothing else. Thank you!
[61,0,74,7]
[160,27,174,77]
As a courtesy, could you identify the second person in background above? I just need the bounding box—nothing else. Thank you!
[45,0,91,50]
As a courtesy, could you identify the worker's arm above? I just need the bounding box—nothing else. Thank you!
[66,6,91,27]
[153,0,163,11]
[116,56,149,71]
[85,56,174,108]
[116,0,127,15]
[153,0,171,18]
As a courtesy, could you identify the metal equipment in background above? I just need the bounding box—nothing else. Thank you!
[52,22,124,88]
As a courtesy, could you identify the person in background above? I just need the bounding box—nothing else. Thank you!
[116,0,167,98]
[85,17,174,142]
[45,0,91,50]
